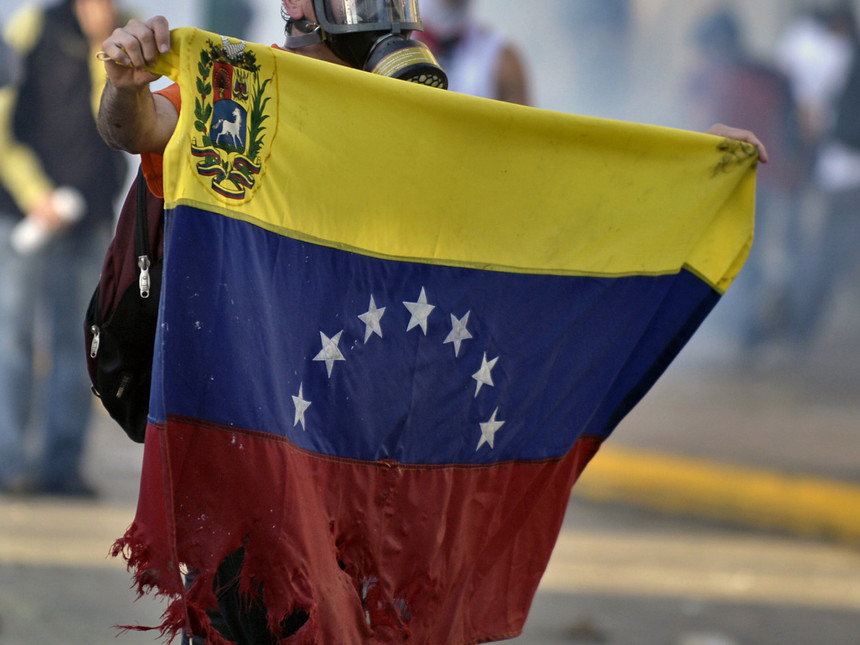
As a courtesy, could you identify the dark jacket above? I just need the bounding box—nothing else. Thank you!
[0,1,126,225]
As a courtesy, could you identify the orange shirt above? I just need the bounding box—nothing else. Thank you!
[140,82,182,198]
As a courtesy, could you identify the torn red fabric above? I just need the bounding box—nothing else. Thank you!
[114,419,602,643]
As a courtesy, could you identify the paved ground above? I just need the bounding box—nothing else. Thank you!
[515,498,860,645]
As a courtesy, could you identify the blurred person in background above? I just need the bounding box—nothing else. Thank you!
[775,3,860,352]
[784,29,860,351]
[776,4,857,154]
[416,0,530,104]
[0,0,127,496]
[687,6,805,366]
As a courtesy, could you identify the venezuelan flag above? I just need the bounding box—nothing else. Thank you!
[114,28,758,644]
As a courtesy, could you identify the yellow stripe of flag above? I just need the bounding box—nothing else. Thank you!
[155,28,757,293]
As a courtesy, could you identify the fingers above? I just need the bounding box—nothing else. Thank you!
[707,123,770,164]
[732,128,769,164]
[101,15,170,70]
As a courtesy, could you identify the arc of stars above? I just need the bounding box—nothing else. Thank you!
[300,288,515,456]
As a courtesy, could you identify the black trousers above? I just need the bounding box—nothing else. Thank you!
[182,549,308,644]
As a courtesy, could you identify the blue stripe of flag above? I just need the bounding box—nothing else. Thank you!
[150,206,718,465]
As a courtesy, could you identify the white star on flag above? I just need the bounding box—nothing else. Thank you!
[444,311,472,357]
[477,407,505,451]
[472,352,499,397]
[403,287,435,335]
[292,383,311,430]
[313,330,346,377]
[358,295,386,343]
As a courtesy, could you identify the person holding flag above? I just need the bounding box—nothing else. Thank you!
[96,1,767,643]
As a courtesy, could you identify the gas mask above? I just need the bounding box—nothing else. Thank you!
[283,0,448,89]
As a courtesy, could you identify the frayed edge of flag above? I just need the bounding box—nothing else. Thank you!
[111,521,327,644]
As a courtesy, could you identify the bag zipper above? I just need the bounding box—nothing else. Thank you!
[133,167,152,299]
[90,167,151,359]
[90,323,100,358]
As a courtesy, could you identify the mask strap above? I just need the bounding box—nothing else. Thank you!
[281,3,323,48]
[282,13,324,49]
[284,29,324,48]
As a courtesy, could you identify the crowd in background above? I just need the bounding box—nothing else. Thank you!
[684,3,860,369]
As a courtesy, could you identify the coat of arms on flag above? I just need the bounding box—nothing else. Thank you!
[113,28,759,644]
[190,36,274,200]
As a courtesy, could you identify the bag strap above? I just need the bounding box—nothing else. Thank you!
[133,167,153,299]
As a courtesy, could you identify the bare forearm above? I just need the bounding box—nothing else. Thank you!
[97,79,175,154]
[97,79,150,151]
